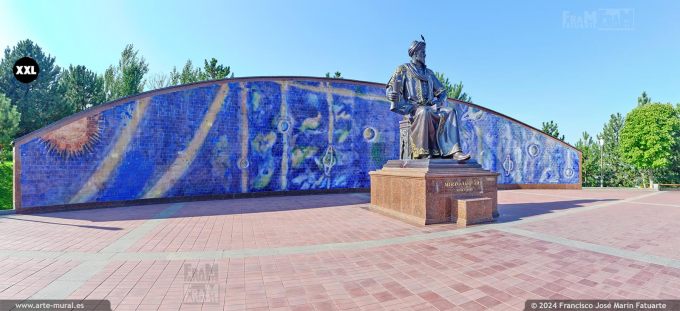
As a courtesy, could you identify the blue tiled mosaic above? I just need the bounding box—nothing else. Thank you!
[16,78,580,208]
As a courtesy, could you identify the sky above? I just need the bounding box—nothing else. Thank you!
[1,0,679,144]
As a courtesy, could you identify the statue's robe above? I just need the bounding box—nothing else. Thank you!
[386,62,463,158]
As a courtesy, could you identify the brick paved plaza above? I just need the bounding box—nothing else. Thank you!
[1,189,679,310]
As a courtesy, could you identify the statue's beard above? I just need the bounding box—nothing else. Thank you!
[413,58,426,67]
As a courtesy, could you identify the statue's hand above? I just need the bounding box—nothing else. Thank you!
[387,91,400,102]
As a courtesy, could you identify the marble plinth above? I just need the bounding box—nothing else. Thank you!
[369,159,499,225]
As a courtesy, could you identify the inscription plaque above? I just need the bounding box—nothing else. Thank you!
[436,177,485,194]
[443,178,483,193]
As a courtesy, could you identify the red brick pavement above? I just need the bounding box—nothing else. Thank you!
[517,201,680,260]
[68,231,680,310]
[0,204,169,252]
[0,189,678,310]
[126,195,455,253]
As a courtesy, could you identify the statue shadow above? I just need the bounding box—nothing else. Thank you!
[495,198,617,223]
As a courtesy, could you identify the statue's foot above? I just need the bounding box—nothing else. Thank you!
[452,151,471,162]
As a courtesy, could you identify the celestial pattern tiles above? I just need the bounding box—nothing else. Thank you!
[16,78,580,208]
[454,103,580,185]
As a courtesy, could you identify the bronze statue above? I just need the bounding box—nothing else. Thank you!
[386,36,471,161]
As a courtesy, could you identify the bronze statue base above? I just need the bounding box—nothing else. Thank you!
[368,159,499,226]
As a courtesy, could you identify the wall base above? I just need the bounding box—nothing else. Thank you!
[15,188,370,214]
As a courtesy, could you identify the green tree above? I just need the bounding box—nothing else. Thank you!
[0,93,20,160]
[325,71,342,78]
[655,148,680,184]
[620,102,680,187]
[147,73,170,90]
[168,66,181,86]
[167,59,209,85]
[0,39,66,136]
[103,66,116,101]
[60,65,105,112]
[103,44,149,101]
[541,120,565,141]
[654,104,680,184]
[599,113,639,187]
[165,58,233,87]
[201,58,231,80]
[575,131,599,187]
[180,59,203,84]
[637,91,651,106]
[434,72,472,102]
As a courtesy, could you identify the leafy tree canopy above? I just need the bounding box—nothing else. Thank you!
[541,120,565,141]
[60,64,105,113]
[575,131,599,186]
[164,58,233,88]
[637,91,651,106]
[0,39,66,136]
[598,113,639,187]
[620,102,680,185]
[202,58,231,80]
[434,72,472,103]
[0,93,20,150]
[325,71,342,78]
[103,44,149,101]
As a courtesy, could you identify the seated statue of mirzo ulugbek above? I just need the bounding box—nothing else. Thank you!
[386,36,471,161]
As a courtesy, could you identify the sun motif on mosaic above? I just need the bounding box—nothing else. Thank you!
[41,114,102,157]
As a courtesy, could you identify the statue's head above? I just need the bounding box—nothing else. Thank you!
[408,37,426,65]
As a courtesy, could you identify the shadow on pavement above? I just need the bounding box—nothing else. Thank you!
[495,199,616,223]
[25,193,372,223]
[18,194,617,228]
[1,216,123,230]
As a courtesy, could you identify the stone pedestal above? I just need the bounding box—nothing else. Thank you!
[369,159,499,226]
[456,197,495,227]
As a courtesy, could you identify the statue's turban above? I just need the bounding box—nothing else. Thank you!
[408,40,426,57]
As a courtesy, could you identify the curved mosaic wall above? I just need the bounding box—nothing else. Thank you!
[14,77,580,209]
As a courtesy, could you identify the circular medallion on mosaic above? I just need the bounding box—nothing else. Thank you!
[363,127,377,142]
[277,119,291,133]
[527,143,540,157]
[41,114,102,157]
[237,158,250,169]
